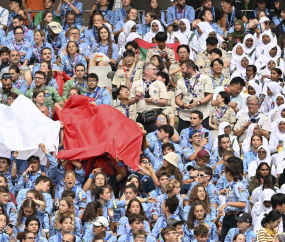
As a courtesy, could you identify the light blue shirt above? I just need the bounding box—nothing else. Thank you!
[0,29,6,46]
[58,41,91,57]
[183,204,216,221]
[45,30,66,53]
[6,41,32,62]
[151,214,180,239]
[210,150,239,167]
[216,173,248,193]
[60,54,87,77]
[26,42,55,63]
[93,42,119,62]
[114,7,132,24]
[225,181,248,213]
[0,171,17,194]
[210,22,224,36]
[117,216,150,236]
[32,63,60,78]
[12,77,28,94]
[84,25,114,49]
[53,166,85,188]
[166,5,194,26]
[4,202,17,224]
[114,203,150,223]
[6,27,34,44]
[83,87,112,106]
[82,231,117,242]
[118,231,156,242]
[243,149,257,174]
[273,15,282,26]
[225,227,256,242]
[56,1,84,26]
[99,7,115,26]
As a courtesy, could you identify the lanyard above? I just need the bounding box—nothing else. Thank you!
[74,78,87,92]
[215,105,228,123]
[175,6,185,20]
[89,87,100,100]
[23,27,28,38]
[226,7,235,30]
[126,231,132,242]
[184,73,200,97]
[104,234,112,242]
[211,6,215,22]
[67,54,79,75]
[27,172,42,188]
[120,103,129,118]
[57,233,62,242]
[12,41,26,52]
[33,42,46,62]
[14,77,22,89]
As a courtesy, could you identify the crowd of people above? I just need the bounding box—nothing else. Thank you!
[1,0,285,241]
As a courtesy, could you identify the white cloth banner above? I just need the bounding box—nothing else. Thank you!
[0,95,60,165]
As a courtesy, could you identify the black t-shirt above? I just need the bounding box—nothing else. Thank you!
[186,0,201,10]
[195,7,221,22]
[136,172,156,194]
[221,8,244,27]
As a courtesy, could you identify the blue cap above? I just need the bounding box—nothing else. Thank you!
[189,129,200,138]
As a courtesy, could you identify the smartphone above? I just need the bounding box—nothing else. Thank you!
[189,99,194,104]
[8,224,13,229]
[250,118,259,123]
[205,132,209,138]
[144,93,150,99]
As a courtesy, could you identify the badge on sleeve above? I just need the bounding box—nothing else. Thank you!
[238,187,244,193]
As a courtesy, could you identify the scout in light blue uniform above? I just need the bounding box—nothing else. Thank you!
[114,6,132,24]
[0,29,6,46]
[243,149,257,175]
[82,230,117,242]
[16,188,53,215]
[216,173,249,193]
[32,64,60,78]
[6,41,32,63]
[14,152,58,191]
[184,182,219,207]
[45,30,66,54]
[4,201,17,224]
[210,150,239,167]
[1,169,17,194]
[83,87,112,106]
[6,27,34,44]
[58,41,91,58]
[142,11,166,26]
[49,232,81,242]
[93,42,119,62]
[30,78,58,90]
[12,77,28,94]
[117,216,150,236]
[49,215,82,238]
[166,5,194,26]
[7,11,17,26]
[147,129,180,147]
[53,166,85,189]
[99,7,115,26]
[180,126,212,151]
[151,214,180,239]
[183,204,216,221]
[118,230,156,242]
[152,193,183,220]
[56,1,84,26]
[60,54,87,77]
[225,227,256,242]
[183,219,219,242]
[114,20,143,35]
[27,42,56,63]
[225,181,248,213]
[55,185,87,217]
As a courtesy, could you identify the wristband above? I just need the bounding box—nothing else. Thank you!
[146,197,148,203]
[24,60,28,63]
[44,151,47,155]
[109,217,114,221]
[68,2,72,6]
[117,162,124,167]
[89,173,95,179]
[154,99,158,104]
[226,202,229,206]
[140,168,143,172]
[21,173,26,177]
[182,103,185,109]
[150,170,154,174]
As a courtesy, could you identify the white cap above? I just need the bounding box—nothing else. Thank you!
[91,216,109,227]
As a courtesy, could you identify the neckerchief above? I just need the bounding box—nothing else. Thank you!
[23,26,29,38]
[93,26,98,41]
[226,7,235,30]
[123,66,137,88]
[120,103,129,118]
[26,171,42,188]
[249,149,257,162]
[74,78,87,92]
[175,5,185,20]
[100,7,110,16]
[87,87,100,100]
[142,77,154,97]
[63,23,75,31]
[126,231,132,242]
[14,77,22,89]
[120,7,128,20]
[47,35,59,51]
[248,112,260,120]
[12,40,26,52]
[215,105,228,123]
[33,42,46,62]
[67,53,79,75]
[184,73,200,97]
[57,233,62,242]
[194,220,205,227]
[1,87,14,104]
[254,7,269,17]
[211,68,225,89]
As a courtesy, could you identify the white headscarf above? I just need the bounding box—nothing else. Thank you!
[176,18,191,38]
[144,20,164,43]
[236,54,253,77]
[265,59,278,75]
[278,104,285,119]
[123,21,136,37]
[218,122,231,135]
[126,32,141,42]
[232,43,244,61]
[261,189,275,212]
[248,80,262,97]
[264,43,281,62]
[273,94,285,112]
[257,145,271,165]
[274,118,285,142]
[260,32,274,50]
[267,82,282,97]
[173,33,188,45]
[243,34,256,55]
[242,123,258,153]
[197,22,213,52]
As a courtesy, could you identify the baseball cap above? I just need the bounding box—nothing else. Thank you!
[167,218,185,227]
[163,152,179,168]
[189,129,200,138]
[235,213,252,224]
[48,22,62,34]
[197,150,209,158]
[91,216,109,227]
[185,162,200,171]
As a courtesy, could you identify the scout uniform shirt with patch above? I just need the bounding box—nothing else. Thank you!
[175,72,214,121]
[130,79,168,113]
[210,105,236,126]
[200,66,231,86]
[195,48,230,68]
[112,66,143,88]
[0,88,23,105]
[115,103,137,121]
[25,86,63,108]
[169,61,182,84]
[146,45,175,68]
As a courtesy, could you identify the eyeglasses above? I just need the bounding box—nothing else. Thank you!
[34,77,44,80]
[197,174,208,177]
[26,237,36,240]
[135,236,146,241]
[258,151,267,154]
[264,21,271,25]
[141,160,149,164]
[15,32,23,35]
[88,79,97,83]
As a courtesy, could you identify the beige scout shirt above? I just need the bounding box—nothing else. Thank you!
[195,49,230,68]
[130,80,168,113]
[234,112,271,142]
[146,46,175,68]
[201,67,230,79]
[210,105,236,126]
[115,103,137,121]
[112,66,143,87]
[175,72,214,121]
[169,61,182,84]
[205,72,231,89]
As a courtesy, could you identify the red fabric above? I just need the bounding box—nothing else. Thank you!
[53,72,70,96]
[136,39,180,61]
[56,96,142,170]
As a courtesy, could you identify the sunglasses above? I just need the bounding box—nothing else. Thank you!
[197,174,208,177]
[264,21,271,25]
[141,160,150,164]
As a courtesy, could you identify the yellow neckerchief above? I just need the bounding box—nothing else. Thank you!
[264,226,278,237]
